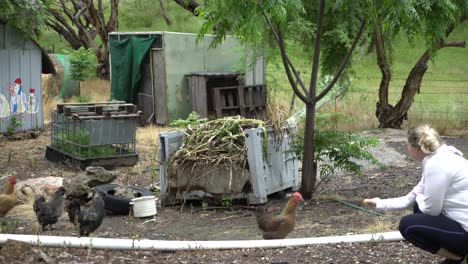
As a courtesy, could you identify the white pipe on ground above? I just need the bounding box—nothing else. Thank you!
[0,232,403,251]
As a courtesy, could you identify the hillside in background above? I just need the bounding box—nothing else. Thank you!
[36,2,468,132]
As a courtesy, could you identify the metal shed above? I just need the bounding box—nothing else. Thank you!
[0,22,55,133]
[109,31,265,125]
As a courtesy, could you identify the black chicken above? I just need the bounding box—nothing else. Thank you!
[68,192,105,236]
[34,187,66,231]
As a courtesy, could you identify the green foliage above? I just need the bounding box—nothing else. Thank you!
[120,0,158,29]
[64,47,96,81]
[197,0,308,52]
[221,197,233,208]
[292,112,382,179]
[202,201,209,210]
[118,0,203,33]
[0,219,18,233]
[170,112,209,128]
[6,116,22,134]
[76,95,91,103]
[54,129,122,159]
[0,0,49,39]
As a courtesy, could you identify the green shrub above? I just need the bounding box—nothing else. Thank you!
[64,47,96,81]
[6,116,22,134]
[54,129,123,159]
[292,112,382,184]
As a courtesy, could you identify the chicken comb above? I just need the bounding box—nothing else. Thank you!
[293,192,303,200]
[8,176,17,183]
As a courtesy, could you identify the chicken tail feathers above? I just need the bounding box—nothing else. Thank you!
[33,196,45,214]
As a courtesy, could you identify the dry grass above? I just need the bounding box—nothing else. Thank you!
[78,79,111,102]
[362,217,395,233]
[41,78,111,123]
[136,124,169,147]
[315,193,348,202]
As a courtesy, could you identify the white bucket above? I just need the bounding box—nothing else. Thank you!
[130,196,158,218]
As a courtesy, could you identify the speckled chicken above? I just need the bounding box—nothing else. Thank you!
[67,192,105,236]
[34,186,66,230]
[255,192,303,239]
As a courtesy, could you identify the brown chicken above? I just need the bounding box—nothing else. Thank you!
[255,192,303,239]
[0,177,17,217]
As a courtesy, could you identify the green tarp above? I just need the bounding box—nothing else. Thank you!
[50,54,80,100]
[110,36,156,103]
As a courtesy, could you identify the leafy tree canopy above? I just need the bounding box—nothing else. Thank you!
[0,0,50,39]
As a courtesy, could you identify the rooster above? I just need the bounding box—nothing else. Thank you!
[0,177,17,217]
[255,192,303,239]
[68,192,105,236]
[33,186,66,230]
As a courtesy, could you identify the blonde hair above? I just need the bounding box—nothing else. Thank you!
[407,124,441,154]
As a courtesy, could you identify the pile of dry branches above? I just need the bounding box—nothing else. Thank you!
[170,116,266,169]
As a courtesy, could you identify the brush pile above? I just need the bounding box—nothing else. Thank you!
[170,116,266,170]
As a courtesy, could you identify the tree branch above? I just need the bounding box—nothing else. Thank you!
[257,1,309,102]
[308,0,326,104]
[316,19,365,102]
[160,0,172,25]
[440,40,466,48]
[173,0,201,15]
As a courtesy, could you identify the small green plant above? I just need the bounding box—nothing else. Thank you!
[0,219,18,233]
[6,116,22,134]
[221,197,233,208]
[202,201,209,210]
[150,140,160,187]
[292,112,383,192]
[64,47,96,81]
[170,111,208,128]
[76,95,91,103]
[86,234,94,261]
[54,128,121,158]
[27,154,38,168]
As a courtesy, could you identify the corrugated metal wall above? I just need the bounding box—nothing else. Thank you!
[0,23,43,133]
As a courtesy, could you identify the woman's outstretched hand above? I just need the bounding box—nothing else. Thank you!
[362,197,381,206]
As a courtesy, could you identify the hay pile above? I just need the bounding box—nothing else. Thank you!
[42,55,65,122]
[170,116,266,170]
[166,116,269,196]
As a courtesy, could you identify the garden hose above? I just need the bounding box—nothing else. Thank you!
[334,198,394,218]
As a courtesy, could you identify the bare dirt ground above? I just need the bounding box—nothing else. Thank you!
[1,126,467,264]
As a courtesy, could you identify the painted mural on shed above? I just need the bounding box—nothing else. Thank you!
[0,22,55,133]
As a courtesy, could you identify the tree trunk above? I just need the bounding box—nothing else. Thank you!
[376,18,466,128]
[373,25,393,128]
[299,103,317,199]
[377,41,465,128]
[45,0,119,80]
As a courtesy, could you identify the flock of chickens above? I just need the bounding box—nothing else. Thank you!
[1,176,304,239]
[0,176,105,236]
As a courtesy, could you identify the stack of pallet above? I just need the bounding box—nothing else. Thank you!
[56,102,142,120]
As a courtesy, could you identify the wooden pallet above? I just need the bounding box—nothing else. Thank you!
[56,102,142,120]
[212,84,267,119]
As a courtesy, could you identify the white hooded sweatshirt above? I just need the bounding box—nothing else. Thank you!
[376,144,468,231]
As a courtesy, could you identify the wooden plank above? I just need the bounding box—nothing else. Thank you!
[57,101,126,107]
[187,75,208,118]
[238,86,246,117]
[152,49,168,125]
[213,87,222,118]
[73,113,142,120]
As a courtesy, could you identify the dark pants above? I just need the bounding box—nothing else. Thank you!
[398,203,468,256]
